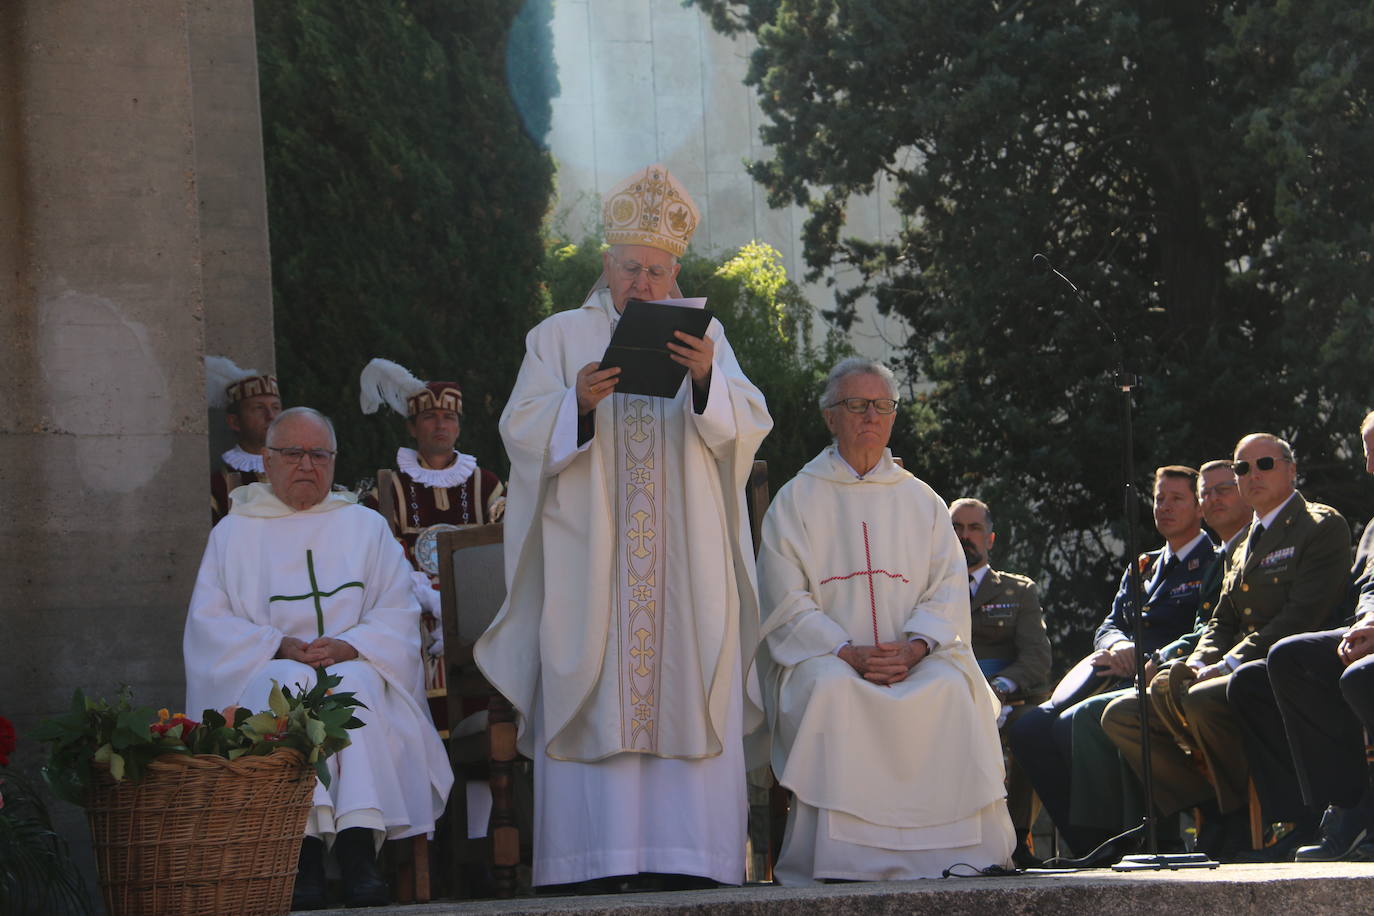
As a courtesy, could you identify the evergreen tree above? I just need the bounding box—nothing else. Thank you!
[256,0,557,486]
[693,0,1374,659]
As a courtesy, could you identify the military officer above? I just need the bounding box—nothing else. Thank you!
[950,497,1051,864]
[1061,460,1248,854]
[1227,413,1374,860]
[1103,433,1350,860]
[1009,466,1217,860]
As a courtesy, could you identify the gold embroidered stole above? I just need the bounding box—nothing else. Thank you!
[614,393,666,751]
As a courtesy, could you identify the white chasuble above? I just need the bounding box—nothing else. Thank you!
[757,447,1014,882]
[477,289,771,884]
[183,485,453,841]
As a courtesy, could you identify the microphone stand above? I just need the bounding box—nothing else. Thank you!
[1033,253,1217,871]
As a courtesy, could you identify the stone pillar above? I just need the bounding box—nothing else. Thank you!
[188,0,277,459]
[0,0,207,725]
[0,0,274,811]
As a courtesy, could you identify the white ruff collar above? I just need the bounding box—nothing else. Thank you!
[397,447,477,488]
[222,446,265,473]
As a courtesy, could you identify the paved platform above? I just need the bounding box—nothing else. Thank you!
[302,862,1374,915]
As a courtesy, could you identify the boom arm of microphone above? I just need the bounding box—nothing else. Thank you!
[1032,252,1122,352]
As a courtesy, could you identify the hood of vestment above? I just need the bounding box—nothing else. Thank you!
[799,445,910,486]
[228,481,358,518]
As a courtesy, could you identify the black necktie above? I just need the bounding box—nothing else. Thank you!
[1247,522,1266,558]
[1150,555,1179,591]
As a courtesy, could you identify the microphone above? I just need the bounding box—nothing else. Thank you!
[1032,251,1122,352]
[1032,252,1082,297]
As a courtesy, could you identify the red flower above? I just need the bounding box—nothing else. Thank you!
[0,716,16,766]
[149,711,199,741]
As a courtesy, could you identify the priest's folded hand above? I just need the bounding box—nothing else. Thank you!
[304,636,360,668]
[839,641,927,685]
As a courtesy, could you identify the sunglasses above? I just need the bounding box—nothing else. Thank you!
[1234,455,1289,476]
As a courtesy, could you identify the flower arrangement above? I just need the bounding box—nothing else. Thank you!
[0,714,94,915]
[33,668,364,807]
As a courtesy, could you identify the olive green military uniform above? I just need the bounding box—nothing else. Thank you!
[1104,493,1350,815]
[971,568,1052,835]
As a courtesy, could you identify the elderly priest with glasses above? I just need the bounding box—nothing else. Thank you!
[183,407,453,909]
[756,357,1015,883]
[476,164,772,891]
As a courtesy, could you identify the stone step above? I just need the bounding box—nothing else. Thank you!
[307,862,1374,915]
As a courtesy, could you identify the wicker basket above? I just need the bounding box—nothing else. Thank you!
[86,749,315,916]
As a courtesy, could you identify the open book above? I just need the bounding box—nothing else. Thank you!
[598,298,714,398]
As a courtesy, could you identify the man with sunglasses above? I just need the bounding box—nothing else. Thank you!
[184,407,453,908]
[1104,433,1350,860]
[478,164,772,891]
[1226,412,1374,861]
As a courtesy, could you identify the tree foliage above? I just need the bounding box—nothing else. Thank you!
[256,0,556,486]
[693,0,1374,661]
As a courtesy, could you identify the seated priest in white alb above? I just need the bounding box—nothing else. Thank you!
[756,358,1015,883]
[183,407,453,910]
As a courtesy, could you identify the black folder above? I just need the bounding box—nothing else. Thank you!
[598,299,714,398]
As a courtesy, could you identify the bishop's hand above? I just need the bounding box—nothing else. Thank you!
[576,362,620,414]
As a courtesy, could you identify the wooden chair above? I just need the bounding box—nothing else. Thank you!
[742,460,789,883]
[434,523,527,898]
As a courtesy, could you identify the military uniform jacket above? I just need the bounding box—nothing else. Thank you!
[1193,492,1351,667]
[970,568,1052,697]
[1094,536,1218,657]
[1154,529,1246,662]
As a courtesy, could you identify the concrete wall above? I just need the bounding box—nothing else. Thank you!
[0,2,274,895]
[187,0,275,459]
[546,0,912,361]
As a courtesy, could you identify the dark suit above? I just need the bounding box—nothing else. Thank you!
[970,568,1051,833]
[1104,492,1350,815]
[1229,517,1374,822]
[1009,536,1216,851]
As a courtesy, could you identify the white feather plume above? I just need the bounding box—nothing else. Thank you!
[205,355,259,409]
[359,357,425,415]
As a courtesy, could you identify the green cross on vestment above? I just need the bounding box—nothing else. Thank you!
[268,549,364,637]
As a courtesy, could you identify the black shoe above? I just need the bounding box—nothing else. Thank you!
[333,827,389,907]
[1195,809,1250,861]
[1296,805,1371,862]
[291,836,327,911]
[1078,834,1141,868]
[653,873,722,891]
[1011,839,1044,869]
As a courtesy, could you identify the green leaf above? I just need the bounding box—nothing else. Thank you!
[306,718,326,746]
[243,712,280,738]
[268,681,290,718]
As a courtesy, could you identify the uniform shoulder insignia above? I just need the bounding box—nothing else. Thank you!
[1307,502,1343,522]
[996,570,1036,588]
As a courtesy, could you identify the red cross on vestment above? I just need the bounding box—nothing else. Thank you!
[819,521,910,644]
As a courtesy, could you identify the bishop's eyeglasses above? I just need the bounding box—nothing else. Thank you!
[610,255,672,282]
